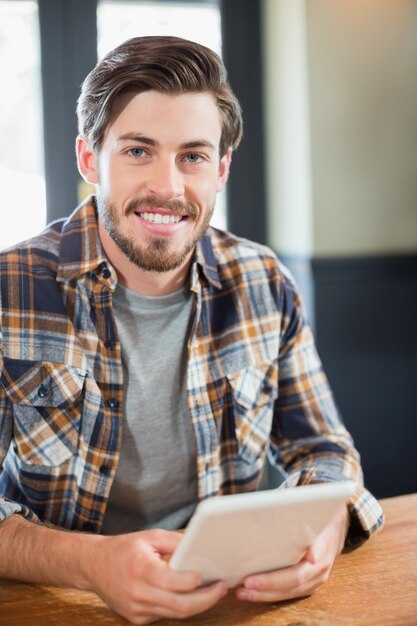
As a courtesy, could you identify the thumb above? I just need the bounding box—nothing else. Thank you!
[147,529,183,556]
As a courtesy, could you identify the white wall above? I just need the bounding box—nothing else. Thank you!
[262,0,313,257]
[263,0,417,257]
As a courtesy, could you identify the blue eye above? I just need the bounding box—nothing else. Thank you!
[129,147,146,158]
[185,153,202,163]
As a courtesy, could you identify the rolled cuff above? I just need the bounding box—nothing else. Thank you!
[0,496,39,524]
[280,469,384,547]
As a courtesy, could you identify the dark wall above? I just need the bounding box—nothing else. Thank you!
[313,254,417,498]
[38,0,98,222]
[220,0,266,245]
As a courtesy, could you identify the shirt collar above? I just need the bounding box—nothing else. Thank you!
[57,196,223,290]
[56,196,108,283]
[193,230,222,291]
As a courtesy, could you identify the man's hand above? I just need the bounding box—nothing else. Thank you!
[0,516,227,625]
[235,507,349,603]
[84,529,228,624]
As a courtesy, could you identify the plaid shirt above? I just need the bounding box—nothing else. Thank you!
[0,197,383,545]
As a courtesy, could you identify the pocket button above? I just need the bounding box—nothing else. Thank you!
[37,384,49,398]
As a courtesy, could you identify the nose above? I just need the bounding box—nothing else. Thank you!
[145,158,184,201]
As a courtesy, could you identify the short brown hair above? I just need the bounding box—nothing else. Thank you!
[77,35,243,157]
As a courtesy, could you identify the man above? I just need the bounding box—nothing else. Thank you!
[0,36,383,624]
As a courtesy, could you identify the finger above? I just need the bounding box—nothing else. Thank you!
[237,560,330,603]
[305,542,322,565]
[243,559,317,594]
[145,554,203,592]
[236,576,324,603]
[305,508,349,565]
[102,599,159,625]
[130,531,203,591]
[131,616,159,625]
[146,529,183,555]
[305,536,339,570]
[133,580,228,620]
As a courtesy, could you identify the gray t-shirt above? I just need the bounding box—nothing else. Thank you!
[101,282,198,534]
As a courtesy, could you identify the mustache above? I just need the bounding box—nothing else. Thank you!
[126,197,199,219]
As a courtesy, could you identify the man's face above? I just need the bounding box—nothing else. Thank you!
[80,90,231,273]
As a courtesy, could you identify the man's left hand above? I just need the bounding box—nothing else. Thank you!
[236,507,349,603]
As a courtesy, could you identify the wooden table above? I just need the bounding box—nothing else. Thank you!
[1,494,416,626]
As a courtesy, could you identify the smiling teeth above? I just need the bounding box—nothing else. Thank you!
[140,212,182,224]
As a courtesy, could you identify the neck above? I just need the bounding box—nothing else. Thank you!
[98,222,192,296]
[119,263,191,296]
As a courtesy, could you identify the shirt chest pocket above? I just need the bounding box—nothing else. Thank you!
[0,358,87,467]
[226,363,278,464]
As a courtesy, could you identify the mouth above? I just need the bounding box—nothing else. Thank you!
[137,211,186,225]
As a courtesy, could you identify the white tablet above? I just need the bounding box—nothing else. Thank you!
[170,480,355,587]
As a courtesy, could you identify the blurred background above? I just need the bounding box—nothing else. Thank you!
[1,0,416,498]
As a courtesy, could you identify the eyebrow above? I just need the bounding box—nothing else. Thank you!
[117,133,216,152]
[180,140,216,152]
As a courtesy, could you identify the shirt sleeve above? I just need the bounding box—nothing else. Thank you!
[269,269,384,547]
[0,347,39,524]
[0,497,38,523]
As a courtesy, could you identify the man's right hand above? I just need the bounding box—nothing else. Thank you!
[0,515,227,625]
[84,529,228,624]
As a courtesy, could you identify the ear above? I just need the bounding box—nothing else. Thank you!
[76,135,99,184]
[216,147,233,192]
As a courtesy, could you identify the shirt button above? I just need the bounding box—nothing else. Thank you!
[107,397,119,409]
[37,384,48,398]
[104,340,116,350]
[101,266,111,279]
[99,464,111,475]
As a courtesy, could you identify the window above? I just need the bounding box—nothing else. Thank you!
[0,1,46,249]
[96,0,227,230]
[97,1,221,59]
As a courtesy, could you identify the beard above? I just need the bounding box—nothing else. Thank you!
[96,192,214,273]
